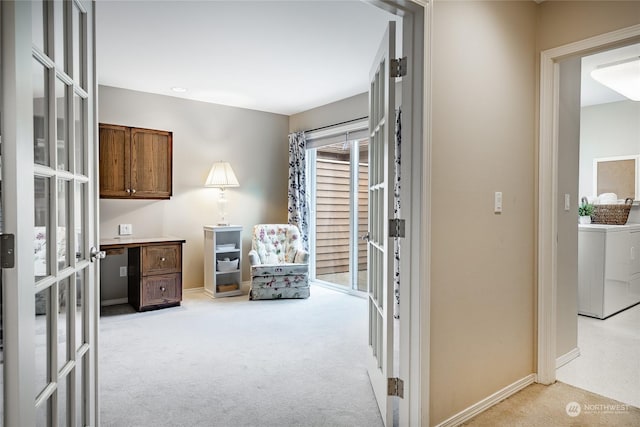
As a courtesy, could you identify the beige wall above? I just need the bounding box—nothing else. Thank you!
[428,1,640,424]
[98,86,289,293]
[537,1,640,51]
[429,2,537,424]
[288,91,368,133]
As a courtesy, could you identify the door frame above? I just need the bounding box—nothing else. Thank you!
[305,118,370,295]
[537,24,640,384]
[368,1,430,424]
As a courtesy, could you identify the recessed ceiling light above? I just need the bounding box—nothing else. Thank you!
[171,87,188,93]
[590,57,640,101]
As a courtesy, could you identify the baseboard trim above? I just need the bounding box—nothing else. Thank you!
[100,297,128,307]
[240,280,251,293]
[184,286,204,294]
[201,282,250,299]
[556,347,580,369]
[435,374,536,427]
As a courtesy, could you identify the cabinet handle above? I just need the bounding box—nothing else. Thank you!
[160,257,166,262]
[125,189,131,194]
[160,286,166,292]
[131,188,137,194]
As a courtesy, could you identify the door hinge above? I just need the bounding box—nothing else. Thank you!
[1,234,15,268]
[388,377,404,398]
[390,57,408,78]
[389,219,405,238]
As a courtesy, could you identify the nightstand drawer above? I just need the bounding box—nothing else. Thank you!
[142,244,181,275]
[141,274,181,307]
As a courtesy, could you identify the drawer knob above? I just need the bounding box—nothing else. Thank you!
[161,257,166,262]
[160,286,166,292]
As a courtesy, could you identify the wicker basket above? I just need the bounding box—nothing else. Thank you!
[591,198,634,225]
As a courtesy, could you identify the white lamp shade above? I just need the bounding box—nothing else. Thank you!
[590,57,640,102]
[205,161,240,188]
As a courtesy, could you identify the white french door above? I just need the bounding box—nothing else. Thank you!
[367,21,396,427]
[1,1,99,425]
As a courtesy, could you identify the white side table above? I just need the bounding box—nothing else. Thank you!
[204,225,243,297]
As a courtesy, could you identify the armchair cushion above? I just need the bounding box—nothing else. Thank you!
[251,263,309,277]
[249,224,309,300]
[252,224,306,264]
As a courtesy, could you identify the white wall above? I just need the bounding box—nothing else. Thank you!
[579,101,640,199]
[98,86,289,294]
[556,57,581,360]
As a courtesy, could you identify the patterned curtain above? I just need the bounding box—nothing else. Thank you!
[394,109,402,319]
[288,131,309,251]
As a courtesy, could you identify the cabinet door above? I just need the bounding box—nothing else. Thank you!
[99,124,131,197]
[142,244,181,275]
[141,274,181,308]
[130,127,172,199]
[630,231,640,276]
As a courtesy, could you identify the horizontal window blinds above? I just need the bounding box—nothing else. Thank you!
[305,118,368,150]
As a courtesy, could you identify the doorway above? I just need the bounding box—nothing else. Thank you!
[537,21,640,392]
[554,42,640,408]
[306,120,369,294]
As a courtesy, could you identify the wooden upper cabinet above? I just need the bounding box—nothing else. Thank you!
[99,124,130,197]
[99,123,173,199]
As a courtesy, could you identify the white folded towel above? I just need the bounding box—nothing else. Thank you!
[598,193,618,204]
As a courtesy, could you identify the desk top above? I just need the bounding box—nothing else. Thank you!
[100,236,186,249]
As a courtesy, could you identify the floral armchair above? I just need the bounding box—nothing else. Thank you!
[248,224,310,300]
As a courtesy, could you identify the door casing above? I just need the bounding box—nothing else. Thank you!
[537,24,640,385]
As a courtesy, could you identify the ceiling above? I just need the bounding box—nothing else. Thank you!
[581,43,640,107]
[96,0,399,116]
[96,1,637,116]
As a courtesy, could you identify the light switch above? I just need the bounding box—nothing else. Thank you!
[494,192,502,213]
[564,194,571,211]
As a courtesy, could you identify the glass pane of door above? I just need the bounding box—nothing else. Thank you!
[34,177,50,281]
[33,58,49,167]
[356,140,369,292]
[314,142,353,288]
[309,135,369,292]
[35,287,50,395]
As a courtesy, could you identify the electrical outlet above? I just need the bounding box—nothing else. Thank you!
[119,266,127,277]
[119,224,132,235]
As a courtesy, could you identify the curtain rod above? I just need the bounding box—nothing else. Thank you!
[304,116,368,134]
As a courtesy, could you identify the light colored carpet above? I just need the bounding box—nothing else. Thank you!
[99,286,383,427]
[463,382,640,427]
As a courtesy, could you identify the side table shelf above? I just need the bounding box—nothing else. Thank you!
[204,225,243,297]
